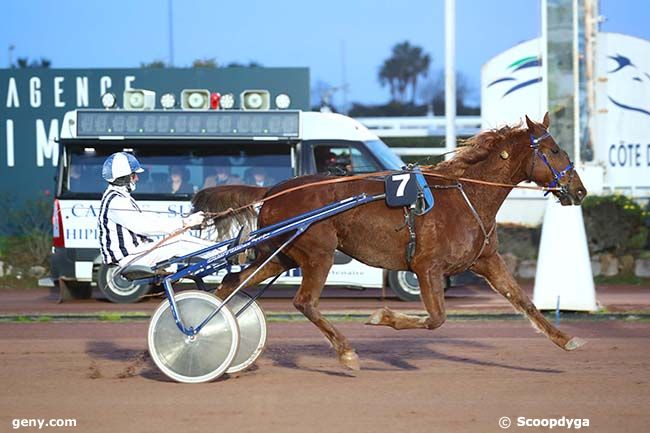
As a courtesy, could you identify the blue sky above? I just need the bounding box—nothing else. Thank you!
[2,0,648,107]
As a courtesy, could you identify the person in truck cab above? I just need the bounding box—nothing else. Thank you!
[245,166,275,187]
[169,165,195,194]
[202,165,243,188]
[98,152,217,271]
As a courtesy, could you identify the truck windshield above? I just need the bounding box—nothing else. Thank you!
[365,140,405,170]
[63,143,293,196]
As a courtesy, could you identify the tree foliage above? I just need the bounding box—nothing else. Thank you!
[140,60,167,68]
[192,58,218,68]
[139,59,262,68]
[378,41,430,103]
[226,61,263,68]
[582,195,650,255]
[0,194,52,269]
[14,57,51,68]
[418,70,476,115]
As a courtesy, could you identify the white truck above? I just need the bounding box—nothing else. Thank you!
[50,89,422,302]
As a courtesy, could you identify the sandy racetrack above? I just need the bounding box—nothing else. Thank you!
[1,320,648,433]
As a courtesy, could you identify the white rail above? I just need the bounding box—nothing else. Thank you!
[355,115,481,138]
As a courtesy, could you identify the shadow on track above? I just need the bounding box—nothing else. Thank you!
[265,338,564,375]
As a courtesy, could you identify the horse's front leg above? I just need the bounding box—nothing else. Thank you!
[292,251,361,371]
[471,252,586,351]
[367,267,446,330]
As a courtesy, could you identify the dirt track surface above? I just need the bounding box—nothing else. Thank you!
[1,320,648,433]
[2,283,650,315]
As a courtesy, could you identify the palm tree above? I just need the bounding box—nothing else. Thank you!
[379,58,399,102]
[378,41,431,104]
[407,46,430,104]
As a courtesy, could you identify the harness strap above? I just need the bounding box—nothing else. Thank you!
[404,205,417,268]
[457,183,489,241]
[456,183,495,266]
[395,181,494,269]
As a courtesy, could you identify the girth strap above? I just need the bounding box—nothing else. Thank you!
[405,205,417,266]
[394,204,418,269]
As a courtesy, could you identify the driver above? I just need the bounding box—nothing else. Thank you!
[98,152,217,270]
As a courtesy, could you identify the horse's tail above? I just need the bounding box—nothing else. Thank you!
[192,185,270,241]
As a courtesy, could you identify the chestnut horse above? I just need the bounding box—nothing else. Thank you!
[194,114,588,370]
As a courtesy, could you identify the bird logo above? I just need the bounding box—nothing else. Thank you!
[607,53,650,117]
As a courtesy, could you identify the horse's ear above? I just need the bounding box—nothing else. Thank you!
[525,115,535,131]
[542,112,550,128]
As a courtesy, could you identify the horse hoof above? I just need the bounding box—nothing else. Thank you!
[365,308,391,326]
[339,350,361,371]
[564,337,587,351]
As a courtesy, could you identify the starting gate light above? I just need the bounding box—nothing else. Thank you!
[220,93,235,109]
[275,93,291,109]
[210,92,221,110]
[160,93,176,109]
[101,92,117,109]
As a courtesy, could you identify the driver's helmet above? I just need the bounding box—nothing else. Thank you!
[102,152,144,182]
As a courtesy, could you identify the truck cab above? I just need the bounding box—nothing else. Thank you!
[51,89,420,302]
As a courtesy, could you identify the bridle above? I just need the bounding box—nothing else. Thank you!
[528,130,575,199]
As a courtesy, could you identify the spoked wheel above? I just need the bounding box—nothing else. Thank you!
[148,291,240,383]
[226,292,267,374]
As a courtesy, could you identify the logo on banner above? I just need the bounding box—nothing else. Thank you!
[607,53,650,117]
[486,55,542,98]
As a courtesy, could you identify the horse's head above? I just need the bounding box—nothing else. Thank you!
[524,113,587,205]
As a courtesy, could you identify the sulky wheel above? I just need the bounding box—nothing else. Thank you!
[148,291,239,383]
[226,292,267,374]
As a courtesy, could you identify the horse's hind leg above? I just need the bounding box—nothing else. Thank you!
[471,252,585,351]
[367,267,446,330]
[216,259,286,299]
[293,252,361,370]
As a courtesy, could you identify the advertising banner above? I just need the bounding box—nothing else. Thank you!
[594,33,650,191]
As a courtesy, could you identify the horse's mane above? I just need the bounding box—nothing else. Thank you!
[425,123,525,178]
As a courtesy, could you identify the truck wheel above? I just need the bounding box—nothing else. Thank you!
[97,264,151,303]
[388,271,451,301]
[388,271,421,301]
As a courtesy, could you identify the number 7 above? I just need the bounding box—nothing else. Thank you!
[391,173,411,197]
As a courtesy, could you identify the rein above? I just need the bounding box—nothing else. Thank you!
[201,169,562,219]
[114,171,397,272]
[113,135,571,271]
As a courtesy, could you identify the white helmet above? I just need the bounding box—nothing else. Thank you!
[102,152,144,182]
